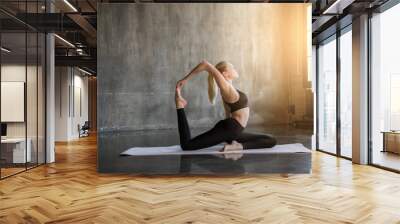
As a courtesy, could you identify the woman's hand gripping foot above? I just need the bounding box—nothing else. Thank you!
[175,84,187,109]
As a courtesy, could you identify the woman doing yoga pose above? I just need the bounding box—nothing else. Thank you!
[176,60,277,152]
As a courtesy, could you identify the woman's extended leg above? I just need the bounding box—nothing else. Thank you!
[235,132,277,149]
[175,86,191,145]
[176,108,191,146]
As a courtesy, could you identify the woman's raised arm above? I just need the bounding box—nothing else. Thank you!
[177,60,232,94]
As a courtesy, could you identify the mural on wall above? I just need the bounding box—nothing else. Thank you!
[98,3,312,132]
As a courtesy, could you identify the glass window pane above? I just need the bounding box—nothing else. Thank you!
[27,31,38,169]
[318,37,337,154]
[340,29,352,158]
[371,4,400,171]
[1,16,28,177]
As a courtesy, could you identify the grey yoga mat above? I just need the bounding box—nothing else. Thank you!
[120,143,310,156]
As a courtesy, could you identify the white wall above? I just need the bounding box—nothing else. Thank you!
[1,65,26,140]
[71,72,89,138]
[55,67,70,141]
[1,65,41,138]
[55,67,89,141]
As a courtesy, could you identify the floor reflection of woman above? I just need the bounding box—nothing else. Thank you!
[175,60,277,152]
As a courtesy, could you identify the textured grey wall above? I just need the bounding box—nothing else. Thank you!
[98,3,310,132]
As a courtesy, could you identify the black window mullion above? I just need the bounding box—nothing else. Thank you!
[36,0,39,167]
[367,11,373,165]
[316,45,320,151]
[25,0,28,171]
[336,28,341,157]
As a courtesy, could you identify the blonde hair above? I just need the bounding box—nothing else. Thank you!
[208,61,231,104]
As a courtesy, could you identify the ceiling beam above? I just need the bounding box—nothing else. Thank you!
[67,13,97,45]
[322,0,356,14]
[55,55,96,69]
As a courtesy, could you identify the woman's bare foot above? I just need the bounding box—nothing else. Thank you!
[175,86,187,109]
[219,141,244,161]
[220,141,244,152]
[219,141,243,160]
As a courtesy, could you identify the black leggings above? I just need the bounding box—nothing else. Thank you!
[177,109,277,151]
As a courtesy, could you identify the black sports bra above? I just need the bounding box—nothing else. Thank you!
[224,89,248,113]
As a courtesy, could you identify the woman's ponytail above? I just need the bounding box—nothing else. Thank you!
[207,61,230,105]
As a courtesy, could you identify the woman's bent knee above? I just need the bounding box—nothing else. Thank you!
[269,138,277,147]
[263,136,277,148]
[267,138,277,148]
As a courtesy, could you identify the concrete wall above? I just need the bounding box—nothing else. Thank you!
[98,3,310,132]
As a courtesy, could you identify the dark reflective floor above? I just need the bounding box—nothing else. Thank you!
[98,125,312,174]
